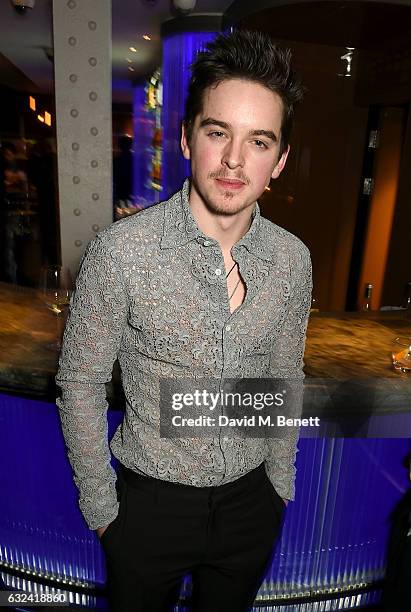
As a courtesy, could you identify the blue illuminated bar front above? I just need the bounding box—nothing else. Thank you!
[0,390,409,609]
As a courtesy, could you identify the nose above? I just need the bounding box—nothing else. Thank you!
[221,139,245,169]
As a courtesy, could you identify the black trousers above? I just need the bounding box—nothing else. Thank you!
[101,462,285,612]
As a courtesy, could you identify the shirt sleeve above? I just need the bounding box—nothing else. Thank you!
[264,243,312,501]
[55,235,128,530]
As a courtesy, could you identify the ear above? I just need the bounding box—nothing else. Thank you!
[181,122,191,160]
[271,145,290,180]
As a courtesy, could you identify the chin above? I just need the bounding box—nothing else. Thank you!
[206,196,252,216]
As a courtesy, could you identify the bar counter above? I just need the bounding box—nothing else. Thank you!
[0,281,410,610]
[1,280,411,398]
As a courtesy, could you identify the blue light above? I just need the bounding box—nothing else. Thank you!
[132,83,156,204]
[161,30,218,199]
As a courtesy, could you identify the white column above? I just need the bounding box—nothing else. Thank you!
[53,0,112,275]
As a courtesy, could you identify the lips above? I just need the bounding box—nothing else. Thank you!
[215,178,246,190]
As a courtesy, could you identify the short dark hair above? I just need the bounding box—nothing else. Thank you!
[184,29,304,157]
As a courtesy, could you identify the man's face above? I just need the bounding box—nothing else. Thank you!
[181,78,289,216]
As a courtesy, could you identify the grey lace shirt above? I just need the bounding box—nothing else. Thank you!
[55,179,312,530]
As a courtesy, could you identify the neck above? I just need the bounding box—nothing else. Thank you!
[188,190,255,253]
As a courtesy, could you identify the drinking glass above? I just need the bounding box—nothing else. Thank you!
[392,337,411,373]
[38,265,73,350]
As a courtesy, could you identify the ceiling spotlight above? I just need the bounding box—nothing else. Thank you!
[142,35,151,41]
[128,67,135,72]
[173,0,197,14]
[129,46,138,53]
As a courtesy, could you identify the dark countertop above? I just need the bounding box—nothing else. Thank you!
[1,281,411,403]
[305,310,411,378]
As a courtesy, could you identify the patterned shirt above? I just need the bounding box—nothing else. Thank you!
[55,179,312,530]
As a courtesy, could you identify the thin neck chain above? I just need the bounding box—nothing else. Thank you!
[226,262,236,279]
[228,278,241,301]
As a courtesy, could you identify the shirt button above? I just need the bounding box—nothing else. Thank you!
[203,240,211,246]
[225,325,231,332]
[215,268,222,276]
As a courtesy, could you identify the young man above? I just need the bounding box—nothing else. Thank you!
[56,29,312,612]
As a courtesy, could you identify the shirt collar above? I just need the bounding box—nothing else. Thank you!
[160,178,275,262]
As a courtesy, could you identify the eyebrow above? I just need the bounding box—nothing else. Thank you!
[199,117,278,143]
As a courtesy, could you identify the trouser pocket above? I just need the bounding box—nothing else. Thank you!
[263,476,286,518]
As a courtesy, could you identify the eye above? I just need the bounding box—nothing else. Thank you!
[208,131,226,139]
[253,140,268,149]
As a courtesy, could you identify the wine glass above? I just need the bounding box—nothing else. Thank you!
[38,265,73,350]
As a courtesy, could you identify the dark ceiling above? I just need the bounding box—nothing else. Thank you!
[0,0,410,102]
[239,1,411,50]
